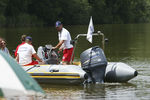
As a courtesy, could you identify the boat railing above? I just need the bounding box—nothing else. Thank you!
[70,31,105,64]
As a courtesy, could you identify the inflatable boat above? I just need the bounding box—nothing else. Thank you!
[22,32,138,84]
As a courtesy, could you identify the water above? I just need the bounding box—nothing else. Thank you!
[1,24,150,99]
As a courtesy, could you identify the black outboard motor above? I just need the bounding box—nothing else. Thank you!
[80,46,107,83]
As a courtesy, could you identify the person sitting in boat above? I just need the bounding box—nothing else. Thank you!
[14,34,26,57]
[0,38,10,55]
[15,36,44,66]
[52,21,74,65]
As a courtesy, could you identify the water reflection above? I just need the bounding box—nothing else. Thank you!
[39,83,137,100]
[83,83,137,100]
[41,84,84,100]
[2,95,46,100]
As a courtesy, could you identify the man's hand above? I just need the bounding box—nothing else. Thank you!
[52,40,65,50]
[39,61,45,65]
[52,47,57,50]
[59,47,63,52]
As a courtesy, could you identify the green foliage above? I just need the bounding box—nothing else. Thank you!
[90,0,150,24]
[28,0,91,25]
[0,0,150,27]
[0,14,6,26]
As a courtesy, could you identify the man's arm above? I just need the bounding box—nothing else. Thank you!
[32,53,43,62]
[15,54,19,63]
[52,40,65,49]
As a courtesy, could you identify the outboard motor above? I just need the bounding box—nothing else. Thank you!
[37,45,59,64]
[80,46,107,83]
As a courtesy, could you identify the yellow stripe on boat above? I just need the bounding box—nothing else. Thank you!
[28,72,80,74]
[28,72,81,79]
[32,75,80,79]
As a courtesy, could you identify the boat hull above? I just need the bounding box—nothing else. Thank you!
[23,62,137,84]
[23,65,86,84]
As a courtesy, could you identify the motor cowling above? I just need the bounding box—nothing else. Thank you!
[80,46,107,83]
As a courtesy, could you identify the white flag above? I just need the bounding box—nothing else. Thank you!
[87,16,94,43]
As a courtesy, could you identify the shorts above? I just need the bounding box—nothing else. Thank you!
[62,47,74,62]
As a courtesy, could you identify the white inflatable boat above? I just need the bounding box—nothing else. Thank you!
[22,32,138,84]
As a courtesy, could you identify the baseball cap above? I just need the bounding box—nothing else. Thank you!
[25,36,32,41]
[55,21,62,27]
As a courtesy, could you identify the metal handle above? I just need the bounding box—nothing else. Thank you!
[70,31,105,64]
